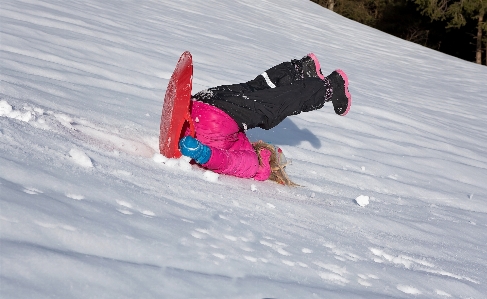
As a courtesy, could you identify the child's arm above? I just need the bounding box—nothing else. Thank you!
[202,147,261,179]
[203,132,271,180]
[180,133,271,180]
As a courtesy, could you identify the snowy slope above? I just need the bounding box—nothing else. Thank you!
[1,0,487,298]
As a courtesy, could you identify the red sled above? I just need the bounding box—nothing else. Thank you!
[159,51,195,158]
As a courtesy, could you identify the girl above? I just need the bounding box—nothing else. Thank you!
[179,53,351,185]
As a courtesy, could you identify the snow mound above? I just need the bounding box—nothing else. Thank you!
[355,195,370,207]
[69,148,93,168]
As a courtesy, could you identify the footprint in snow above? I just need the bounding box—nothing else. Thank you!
[240,246,254,252]
[23,187,43,195]
[314,262,350,285]
[34,221,76,231]
[224,235,238,241]
[140,210,155,217]
[116,200,133,215]
[323,242,363,262]
[65,193,84,200]
[117,209,133,215]
[244,256,258,262]
[260,239,292,256]
[190,230,208,240]
[296,261,309,268]
[357,273,378,287]
[435,290,452,297]
[115,199,155,217]
[357,279,371,287]
[281,260,295,267]
[243,255,269,264]
[212,253,226,259]
[396,285,422,295]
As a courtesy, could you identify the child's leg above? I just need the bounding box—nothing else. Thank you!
[193,60,300,99]
[191,54,335,130]
[247,60,301,90]
[247,53,324,90]
[194,76,330,131]
[194,54,323,99]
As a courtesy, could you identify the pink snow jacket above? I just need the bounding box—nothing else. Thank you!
[188,100,271,180]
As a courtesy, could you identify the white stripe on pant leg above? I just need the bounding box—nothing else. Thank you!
[261,72,276,88]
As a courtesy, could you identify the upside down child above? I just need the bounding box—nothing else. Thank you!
[179,53,352,186]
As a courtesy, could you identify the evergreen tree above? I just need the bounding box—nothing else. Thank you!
[310,0,484,63]
[414,0,487,64]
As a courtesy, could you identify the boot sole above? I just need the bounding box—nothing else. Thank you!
[307,53,325,80]
[335,69,351,116]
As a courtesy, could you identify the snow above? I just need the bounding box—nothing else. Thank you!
[1,0,487,298]
[0,100,33,122]
[355,195,370,207]
[69,148,94,168]
[203,170,219,183]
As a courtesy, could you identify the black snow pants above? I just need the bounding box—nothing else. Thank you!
[192,59,330,130]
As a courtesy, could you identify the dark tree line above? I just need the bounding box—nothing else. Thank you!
[311,0,487,65]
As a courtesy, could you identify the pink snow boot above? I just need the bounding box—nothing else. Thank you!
[327,70,352,116]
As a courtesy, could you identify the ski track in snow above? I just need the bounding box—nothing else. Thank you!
[1,0,487,298]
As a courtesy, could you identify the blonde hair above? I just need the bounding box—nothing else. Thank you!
[252,141,298,186]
